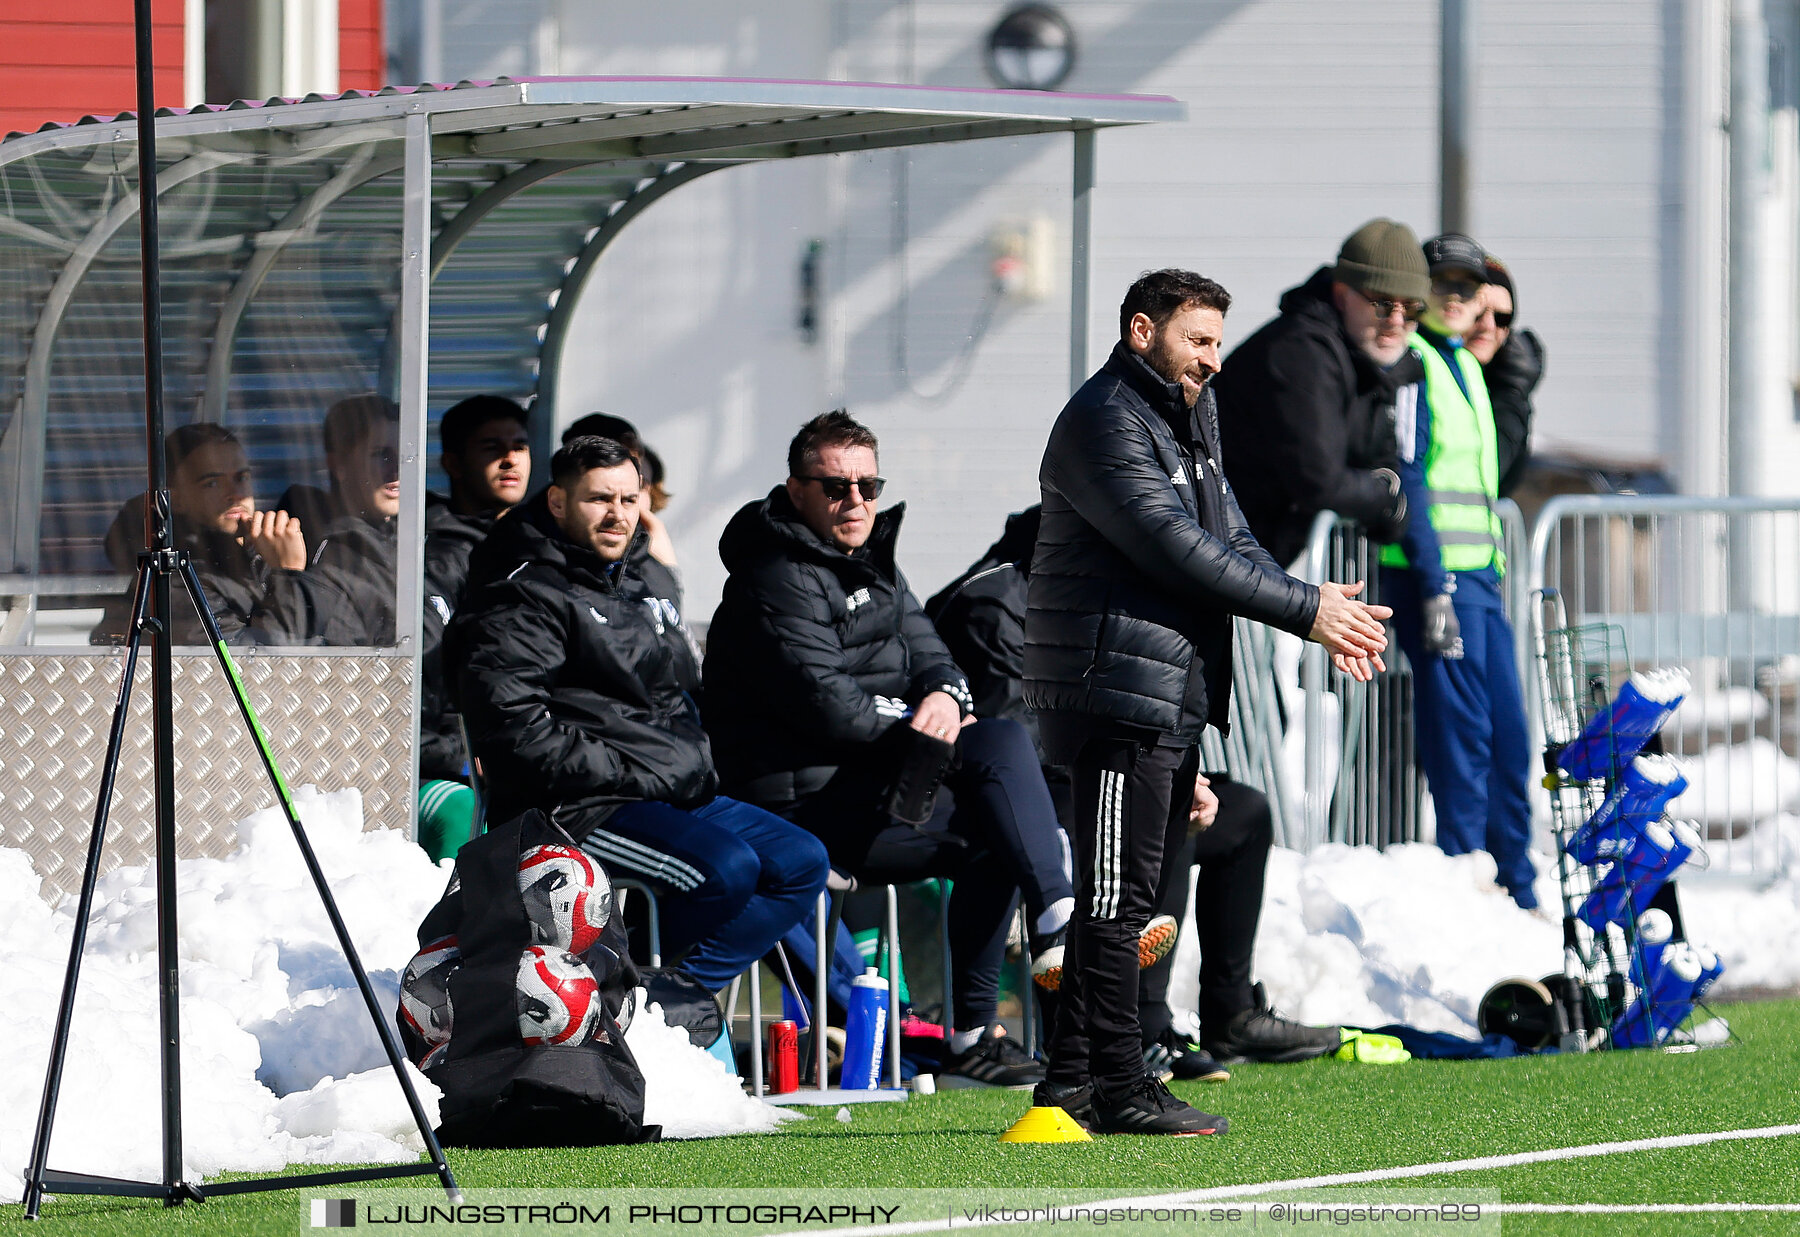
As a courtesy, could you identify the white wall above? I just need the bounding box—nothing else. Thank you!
[419,0,1754,619]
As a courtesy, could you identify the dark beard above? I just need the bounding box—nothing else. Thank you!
[1144,337,1203,408]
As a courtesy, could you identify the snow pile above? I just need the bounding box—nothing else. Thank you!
[1667,739,1800,832]
[0,786,790,1205]
[1166,834,1800,1037]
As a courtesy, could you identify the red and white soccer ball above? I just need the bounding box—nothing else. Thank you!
[517,946,603,1046]
[518,844,613,954]
[399,935,462,1062]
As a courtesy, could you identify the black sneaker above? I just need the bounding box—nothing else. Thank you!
[1202,983,1341,1064]
[1143,1027,1230,1082]
[946,1025,1045,1088]
[1031,1080,1098,1132]
[1093,1076,1228,1136]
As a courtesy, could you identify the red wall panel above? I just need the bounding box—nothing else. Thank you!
[1,0,185,135]
[3,0,389,137]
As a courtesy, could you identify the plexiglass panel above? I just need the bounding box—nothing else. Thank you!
[0,136,410,648]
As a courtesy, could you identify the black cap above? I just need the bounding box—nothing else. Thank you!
[1422,233,1488,281]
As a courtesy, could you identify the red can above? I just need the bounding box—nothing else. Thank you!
[768,1019,799,1094]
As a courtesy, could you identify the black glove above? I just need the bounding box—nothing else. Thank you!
[1422,593,1464,660]
[1367,467,1408,542]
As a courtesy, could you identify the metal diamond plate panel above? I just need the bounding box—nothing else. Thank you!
[0,653,415,901]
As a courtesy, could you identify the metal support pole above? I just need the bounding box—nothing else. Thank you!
[1729,0,1768,521]
[1439,0,1475,235]
[1069,127,1095,394]
[748,960,764,1097]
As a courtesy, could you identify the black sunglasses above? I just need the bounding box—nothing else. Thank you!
[802,474,885,502]
[1359,289,1425,322]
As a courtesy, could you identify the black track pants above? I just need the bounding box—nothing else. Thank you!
[1045,737,1196,1098]
[1136,776,1273,1040]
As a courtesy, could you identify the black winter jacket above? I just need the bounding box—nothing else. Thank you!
[307,512,398,646]
[1026,343,1320,764]
[91,501,324,646]
[447,491,716,827]
[1486,327,1545,498]
[1214,268,1419,566]
[419,495,499,782]
[704,487,971,807]
[925,506,1040,741]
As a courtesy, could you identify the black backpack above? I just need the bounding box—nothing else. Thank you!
[397,810,661,1146]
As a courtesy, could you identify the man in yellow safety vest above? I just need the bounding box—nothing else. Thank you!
[1378,233,1539,912]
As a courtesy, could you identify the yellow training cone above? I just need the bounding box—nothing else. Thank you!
[1000,1106,1093,1143]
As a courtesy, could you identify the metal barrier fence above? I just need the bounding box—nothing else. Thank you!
[1528,495,1800,879]
[1290,500,1530,852]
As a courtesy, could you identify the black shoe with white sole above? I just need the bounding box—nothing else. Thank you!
[946,1026,1045,1088]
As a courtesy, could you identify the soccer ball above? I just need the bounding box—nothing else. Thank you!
[399,935,462,1058]
[518,844,613,954]
[517,946,604,1047]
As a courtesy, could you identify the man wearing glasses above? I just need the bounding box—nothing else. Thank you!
[1379,234,1540,913]
[1214,218,1430,568]
[705,411,1080,1087]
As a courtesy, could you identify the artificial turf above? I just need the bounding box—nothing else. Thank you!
[7,998,1797,1235]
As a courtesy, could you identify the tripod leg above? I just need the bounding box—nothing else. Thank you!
[23,563,154,1219]
[177,561,461,1202]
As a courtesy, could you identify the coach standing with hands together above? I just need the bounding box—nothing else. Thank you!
[1016,269,1390,1138]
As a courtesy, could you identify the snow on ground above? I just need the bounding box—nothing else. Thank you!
[1166,825,1800,1038]
[5,781,1799,1202]
[0,786,788,1205]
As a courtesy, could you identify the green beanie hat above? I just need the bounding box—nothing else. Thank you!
[1330,218,1430,302]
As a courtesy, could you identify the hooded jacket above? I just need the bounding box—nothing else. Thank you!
[91,498,324,646]
[419,495,500,782]
[703,486,971,808]
[1486,326,1545,498]
[1025,342,1320,763]
[924,505,1040,741]
[446,490,715,829]
[1213,267,1420,566]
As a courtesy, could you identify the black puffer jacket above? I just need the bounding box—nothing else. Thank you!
[704,487,971,807]
[1026,342,1320,763]
[925,506,1040,740]
[91,502,324,646]
[446,491,716,828]
[1214,268,1419,566]
[419,495,499,782]
[1486,326,1545,498]
[307,513,398,646]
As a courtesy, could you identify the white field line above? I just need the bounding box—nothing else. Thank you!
[1486,1204,1800,1213]
[765,1122,1800,1237]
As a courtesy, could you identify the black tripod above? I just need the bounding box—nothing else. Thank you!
[20,0,457,1218]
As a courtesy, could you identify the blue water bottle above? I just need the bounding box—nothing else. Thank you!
[1557,667,1690,782]
[1566,755,1689,864]
[839,968,889,1090]
[1576,820,1687,932]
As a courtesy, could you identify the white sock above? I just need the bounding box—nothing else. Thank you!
[950,1027,985,1053]
[1035,897,1074,938]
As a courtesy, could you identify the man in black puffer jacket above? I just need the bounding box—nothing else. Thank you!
[449,435,828,993]
[1214,219,1429,567]
[1022,269,1391,1137]
[706,412,1078,1087]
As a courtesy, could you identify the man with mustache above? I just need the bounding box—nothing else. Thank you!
[1214,218,1428,567]
[1022,268,1390,1136]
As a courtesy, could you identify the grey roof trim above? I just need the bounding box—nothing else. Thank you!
[1,77,1184,168]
